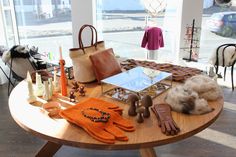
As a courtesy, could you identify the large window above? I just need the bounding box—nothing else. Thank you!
[199,0,236,62]
[97,0,178,62]
[13,0,72,59]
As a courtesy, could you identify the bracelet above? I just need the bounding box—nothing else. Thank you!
[81,107,110,123]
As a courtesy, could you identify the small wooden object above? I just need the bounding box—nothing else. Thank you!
[136,107,145,123]
[69,91,76,102]
[72,81,79,92]
[127,94,139,116]
[78,85,86,96]
[141,95,153,118]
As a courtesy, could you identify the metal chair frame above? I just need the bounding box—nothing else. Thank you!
[215,43,236,91]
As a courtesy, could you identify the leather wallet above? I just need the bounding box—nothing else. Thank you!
[89,48,122,83]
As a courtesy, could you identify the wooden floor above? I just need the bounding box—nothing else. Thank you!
[0,83,236,157]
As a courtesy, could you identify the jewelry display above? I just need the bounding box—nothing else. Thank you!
[105,83,168,103]
[81,107,110,123]
[155,83,166,90]
[101,67,172,103]
[182,19,201,62]
[106,88,131,102]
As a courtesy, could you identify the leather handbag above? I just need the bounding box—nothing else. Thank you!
[69,24,105,83]
[89,48,122,83]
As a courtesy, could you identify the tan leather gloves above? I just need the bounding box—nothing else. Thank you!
[152,103,180,136]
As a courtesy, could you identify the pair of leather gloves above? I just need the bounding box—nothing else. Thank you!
[60,98,135,144]
[151,103,180,136]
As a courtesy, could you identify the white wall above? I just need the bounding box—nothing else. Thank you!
[0,6,7,46]
[71,0,97,48]
[178,0,204,61]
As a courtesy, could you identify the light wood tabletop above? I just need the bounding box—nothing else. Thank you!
[8,80,223,157]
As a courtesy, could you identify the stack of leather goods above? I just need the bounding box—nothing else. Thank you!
[120,59,202,82]
[60,98,135,144]
[151,103,180,136]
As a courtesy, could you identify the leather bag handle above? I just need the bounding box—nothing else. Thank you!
[78,24,98,53]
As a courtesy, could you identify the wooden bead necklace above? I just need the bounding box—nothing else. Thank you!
[81,107,110,123]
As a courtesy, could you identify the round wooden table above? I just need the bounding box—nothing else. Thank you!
[8,81,223,157]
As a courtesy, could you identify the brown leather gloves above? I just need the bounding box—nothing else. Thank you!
[151,103,180,136]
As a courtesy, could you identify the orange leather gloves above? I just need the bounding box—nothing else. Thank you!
[60,98,135,144]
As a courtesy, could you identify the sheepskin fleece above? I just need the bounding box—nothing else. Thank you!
[184,75,223,101]
[165,85,212,115]
[209,45,236,67]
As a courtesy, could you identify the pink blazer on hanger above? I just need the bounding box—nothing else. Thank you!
[141,26,164,50]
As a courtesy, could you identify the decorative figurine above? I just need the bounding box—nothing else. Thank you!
[26,71,37,103]
[69,91,76,102]
[136,107,145,123]
[59,46,67,96]
[141,95,153,118]
[72,81,79,92]
[78,85,86,96]
[43,80,50,101]
[53,67,60,92]
[127,94,139,116]
[35,72,44,96]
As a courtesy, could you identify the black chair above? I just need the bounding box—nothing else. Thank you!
[214,43,236,91]
[7,57,36,95]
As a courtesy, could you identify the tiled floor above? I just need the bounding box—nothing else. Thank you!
[0,83,235,157]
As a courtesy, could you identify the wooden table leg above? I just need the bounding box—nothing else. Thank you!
[35,141,62,157]
[139,147,157,157]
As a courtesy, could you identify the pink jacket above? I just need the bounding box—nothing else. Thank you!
[141,27,164,50]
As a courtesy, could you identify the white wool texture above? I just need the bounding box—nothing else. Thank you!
[209,46,236,67]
